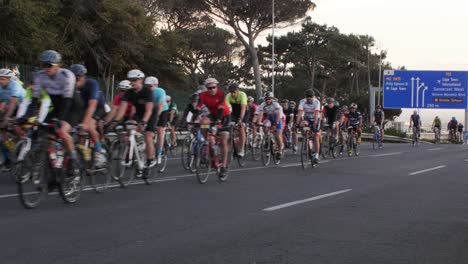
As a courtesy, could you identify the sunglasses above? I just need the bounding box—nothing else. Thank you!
[207,86,217,90]
[41,63,58,68]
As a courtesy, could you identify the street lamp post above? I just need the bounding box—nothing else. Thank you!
[272,0,275,96]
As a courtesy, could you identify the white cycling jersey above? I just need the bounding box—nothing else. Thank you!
[298,98,321,120]
[256,101,284,118]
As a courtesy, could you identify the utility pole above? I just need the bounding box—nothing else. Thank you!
[377,51,382,106]
[271,0,275,96]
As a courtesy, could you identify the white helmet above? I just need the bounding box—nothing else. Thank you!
[144,76,159,85]
[127,69,145,79]
[118,80,131,90]
[0,68,14,78]
[166,95,172,101]
[204,78,219,86]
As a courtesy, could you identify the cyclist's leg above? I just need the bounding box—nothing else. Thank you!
[156,111,169,161]
[169,122,177,146]
[219,116,231,167]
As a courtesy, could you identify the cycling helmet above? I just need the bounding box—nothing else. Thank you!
[335,101,340,107]
[118,80,132,90]
[190,93,199,101]
[144,76,158,85]
[289,101,297,106]
[39,50,62,64]
[228,83,240,92]
[166,95,172,101]
[435,116,439,119]
[281,99,289,104]
[69,64,87,76]
[204,78,219,86]
[452,116,456,120]
[127,69,145,79]
[326,97,335,103]
[0,68,14,78]
[264,91,274,99]
[350,103,357,109]
[376,105,382,109]
[305,89,315,97]
[248,96,255,102]
[413,110,418,114]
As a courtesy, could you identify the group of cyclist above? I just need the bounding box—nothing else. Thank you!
[409,111,464,143]
[0,49,384,183]
[0,50,181,177]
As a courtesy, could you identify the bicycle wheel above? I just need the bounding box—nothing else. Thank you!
[109,140,122,181]
[347,136,353,157]
[12,139,29,183]
[58,152,85,204]
[158,144,169,173]
[321,133,329,159]
[181,135,192,170]
[195,142,212,184]
[261,135,271,166]
[301,136,312,170]
[354,138,360,156]
[88,145,111,193]
[116,141,136,188]
[17,151,47,209]
[251,134,262,161]
[233,129,247,167]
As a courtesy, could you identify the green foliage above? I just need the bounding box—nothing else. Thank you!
[384,127,406,138]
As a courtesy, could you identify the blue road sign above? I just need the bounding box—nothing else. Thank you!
[383,70,468,109]
[464,131,468,141]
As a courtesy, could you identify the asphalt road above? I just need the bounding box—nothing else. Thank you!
[1,143,468,264]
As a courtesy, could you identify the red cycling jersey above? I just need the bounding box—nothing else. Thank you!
[113,92,134,118]
[198,89,230,118]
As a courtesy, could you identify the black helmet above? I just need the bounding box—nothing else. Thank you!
[326,97,335,103]
[376,105,382,109]
[305,89,315,97]
[264,92,274,98]
[228,83,240,92]
[281,99,289,104]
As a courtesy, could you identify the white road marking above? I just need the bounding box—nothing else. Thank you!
[369,152,402,157]
[409,165,446,176]
[0,178,177,199]
[428,148,445,151]
[262,189,352,212]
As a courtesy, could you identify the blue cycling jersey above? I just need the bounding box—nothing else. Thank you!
[78,79,106,108]
[153,87,169,111]
[0,80,25,103]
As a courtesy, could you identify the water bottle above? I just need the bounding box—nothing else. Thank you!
[212,144,220,156]
[56,143,64,168]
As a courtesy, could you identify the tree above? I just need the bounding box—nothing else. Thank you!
[201,0,315,99]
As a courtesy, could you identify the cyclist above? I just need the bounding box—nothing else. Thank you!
[166,95,179,147]
[253,92,285,160]
[372,105,385,143]
[457,122,464,142]
[112,69,157,173]
[322,98,340,146]
[432,116,441,141]
[0,68,26,127]
[181,93,199,127]
[25,50,82,177]
[296,89,321,161]
[105,80,134,123]
[197,78,231,179]
[345,103,363,154]
[338,105,349,154]
[289,101,299,152]
[247,96,258,140]
[225,83,248,157]
[281,99,295,149]
[69,64,108,167]
[409,110,422,139]
[447,117,458,142]
[144,76,169,165]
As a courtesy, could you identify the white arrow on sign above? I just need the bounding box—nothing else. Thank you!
[422,86,429,108]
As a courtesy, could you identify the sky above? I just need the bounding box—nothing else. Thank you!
[271,0,468,126]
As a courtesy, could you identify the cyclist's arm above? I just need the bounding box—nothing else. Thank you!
[296,110,304,125]
[83,99,97,124]
[114,101,128,121]
[5,97,18,119]
[143,102,154,123]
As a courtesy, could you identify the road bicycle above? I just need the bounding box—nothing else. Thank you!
[109,121,156,187]
[411,126,420,147]
[433,127,441,144]
[258,123,283,166]
[300,125,319,170]
[195,122,232,184]
[346,126,360,156]
[372,125,383,150]
[17,122,85,209]
[230,122,248,167]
